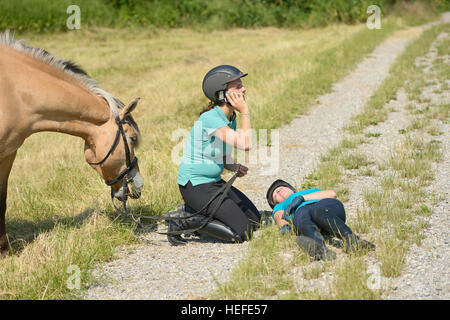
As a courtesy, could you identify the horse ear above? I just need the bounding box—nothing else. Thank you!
[120,97,140,119]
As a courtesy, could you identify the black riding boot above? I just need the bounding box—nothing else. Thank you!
[164,204,190,246]
[164,204,243,246]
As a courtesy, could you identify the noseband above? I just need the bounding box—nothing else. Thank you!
[88,115,139,218]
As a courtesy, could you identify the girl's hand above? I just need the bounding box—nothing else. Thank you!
[226,91,249,114]
[279,224,292,235]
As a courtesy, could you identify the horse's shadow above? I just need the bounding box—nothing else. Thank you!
[5,204,163,255]
[117,205,228,244]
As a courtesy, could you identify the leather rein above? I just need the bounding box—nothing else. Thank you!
[87,114,241,234]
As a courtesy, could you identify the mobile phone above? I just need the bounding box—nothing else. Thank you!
[218,90,228,104]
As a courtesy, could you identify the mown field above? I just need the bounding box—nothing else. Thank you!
[0,5,445,299]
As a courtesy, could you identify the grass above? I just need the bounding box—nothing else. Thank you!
[4,0,446,32]
[1,214,134,299]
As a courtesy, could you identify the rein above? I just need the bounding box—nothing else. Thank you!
[114,165,241,235]
[88,113,241,235]
[156,166,241,235]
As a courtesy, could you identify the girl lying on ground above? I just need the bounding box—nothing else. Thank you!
[266,179,375,260]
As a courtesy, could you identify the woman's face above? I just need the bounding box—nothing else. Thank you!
[272,186,294,205]
[227,79,246,96]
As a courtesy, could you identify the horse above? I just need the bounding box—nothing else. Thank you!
[0,30,144,256]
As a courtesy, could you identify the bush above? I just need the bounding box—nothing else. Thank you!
[0,0,446,32]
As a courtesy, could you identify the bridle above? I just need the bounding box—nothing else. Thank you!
[88,114,139,217]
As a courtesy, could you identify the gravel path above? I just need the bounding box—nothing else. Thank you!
[84,14,449,300]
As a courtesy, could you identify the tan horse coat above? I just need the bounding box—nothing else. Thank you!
[0,30,142,256]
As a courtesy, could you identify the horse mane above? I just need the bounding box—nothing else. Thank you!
[0,29,125,118]
[0,29,141,145]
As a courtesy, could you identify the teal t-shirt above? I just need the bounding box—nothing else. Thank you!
[272,188,322,220]
[177,106,237,186]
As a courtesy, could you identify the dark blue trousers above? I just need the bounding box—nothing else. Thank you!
[292,198,354,245]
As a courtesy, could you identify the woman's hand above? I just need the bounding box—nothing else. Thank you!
[236,164,248,177]
[226,91,249,114]
[225,162,248,177]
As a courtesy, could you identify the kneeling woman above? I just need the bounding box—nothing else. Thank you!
[171,65,261,244]
[266,179,375,260]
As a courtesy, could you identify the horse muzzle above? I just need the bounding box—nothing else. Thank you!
[112,168,143,201]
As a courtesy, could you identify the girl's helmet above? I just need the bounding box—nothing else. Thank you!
[266,179,296,209]
[202,65,247,104]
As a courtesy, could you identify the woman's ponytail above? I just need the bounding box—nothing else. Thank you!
[199,101,215,116]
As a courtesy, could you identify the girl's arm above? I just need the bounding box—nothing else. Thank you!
[214,124,251,150]
[302,190,337,201]
[273,210,289,227]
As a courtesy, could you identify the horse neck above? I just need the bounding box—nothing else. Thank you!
[30,83,112,142]
[4,46,113,142]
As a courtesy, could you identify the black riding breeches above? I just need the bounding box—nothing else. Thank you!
[179,180,261,241]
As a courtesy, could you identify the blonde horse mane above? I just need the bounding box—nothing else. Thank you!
[0,29,124,118]
[0,29,141,145]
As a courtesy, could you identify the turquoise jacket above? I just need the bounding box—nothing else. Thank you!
[272,188,322,220]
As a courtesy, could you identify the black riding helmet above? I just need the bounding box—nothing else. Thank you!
[202,65,247,104]
[266,179,296,209]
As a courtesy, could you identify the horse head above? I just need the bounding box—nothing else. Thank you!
[85,98,143,201]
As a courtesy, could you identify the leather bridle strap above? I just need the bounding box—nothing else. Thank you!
[87,115,138,186]
[87,128,121,167]
[87,114,139,221]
